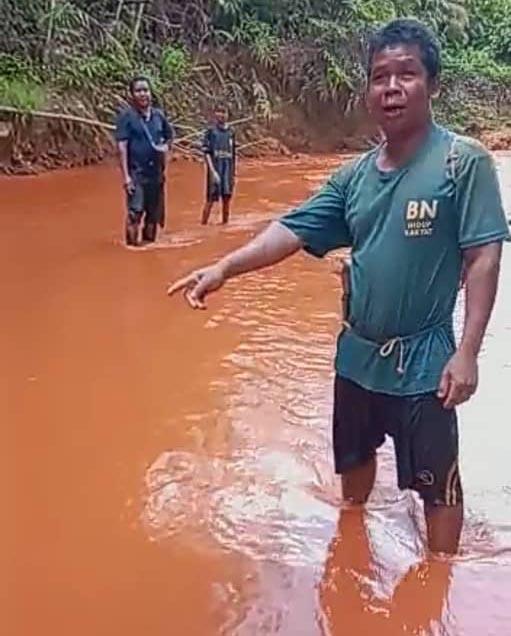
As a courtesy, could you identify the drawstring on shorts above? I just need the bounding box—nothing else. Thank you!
[379,337,405,375]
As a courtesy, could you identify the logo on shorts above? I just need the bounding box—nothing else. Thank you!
[404,199,438,237]
[416,469,435,486]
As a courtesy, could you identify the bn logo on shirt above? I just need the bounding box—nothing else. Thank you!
[404,199,438,237]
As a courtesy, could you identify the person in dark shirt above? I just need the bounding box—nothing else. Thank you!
[115,76,174,246]
[201,104,236,225]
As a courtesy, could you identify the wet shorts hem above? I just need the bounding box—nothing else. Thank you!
[334,449,378,475]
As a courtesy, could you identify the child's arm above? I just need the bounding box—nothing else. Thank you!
[114,111,134,193]
[205,152,214,173]
[232,131,237,176]
[202,129,220,183]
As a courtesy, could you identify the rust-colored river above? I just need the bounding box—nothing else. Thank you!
[2,154,510,635]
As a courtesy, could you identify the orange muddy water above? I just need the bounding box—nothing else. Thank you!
[1,154,511,636]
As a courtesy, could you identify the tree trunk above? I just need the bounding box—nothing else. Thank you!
[44,0,57,65]
[114,0,125,30]
[131,1,146,51]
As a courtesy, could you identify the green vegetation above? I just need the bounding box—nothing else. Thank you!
[0,0,510,158]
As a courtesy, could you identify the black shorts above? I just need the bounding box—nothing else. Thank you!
[127,180,165,226]
[333,376,462,506]
[207,160,234,202]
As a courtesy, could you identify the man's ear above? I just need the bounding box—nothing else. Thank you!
[429,77,440,99]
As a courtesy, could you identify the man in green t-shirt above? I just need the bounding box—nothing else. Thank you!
[168,19,509,553]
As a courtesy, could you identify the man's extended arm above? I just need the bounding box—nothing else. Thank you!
[168,168,353,308]
[167,222,302,308]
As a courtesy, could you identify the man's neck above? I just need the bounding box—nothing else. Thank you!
[134,105,151,120]
[379,119,432,171]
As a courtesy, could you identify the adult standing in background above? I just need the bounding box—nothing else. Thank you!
[115,76,174,246]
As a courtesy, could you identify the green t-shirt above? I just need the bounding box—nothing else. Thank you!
[280,124,510,395]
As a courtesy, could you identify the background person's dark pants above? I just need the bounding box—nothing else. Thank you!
[126,179,165,245]
[206,159,234,202]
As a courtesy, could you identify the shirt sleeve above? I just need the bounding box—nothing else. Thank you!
[278,163,354,257]
[456,149,510,249]
[114,110,130,143]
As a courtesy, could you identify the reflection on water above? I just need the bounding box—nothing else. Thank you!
[143,154,511,634]
[2,154,510,636]
[319,509,454,636]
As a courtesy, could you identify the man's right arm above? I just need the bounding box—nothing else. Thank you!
[221,221,301,278]
[168,169,353,308]
[225,171,354,275]
[168,222,301,308]
[117,141,131,187]
[115,112,133,191]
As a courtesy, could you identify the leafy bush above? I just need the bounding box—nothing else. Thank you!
[0,54,39,81]
[57,52,132,91]
[231,19,279,67]
[0,0,510,133]
[0,53,45,110]
[465,0,511,63]
[0,77,46,110]
[443,47,511,83]
[160,45,192,83]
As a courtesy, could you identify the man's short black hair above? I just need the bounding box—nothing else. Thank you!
[129,75,152,94]
[367,18,441,80]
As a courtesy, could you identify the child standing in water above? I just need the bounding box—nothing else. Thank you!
[201,104,236,225]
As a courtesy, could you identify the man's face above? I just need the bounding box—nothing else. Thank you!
[215,108,228,125]
[366,44,436,137]
[131,80,151,110]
